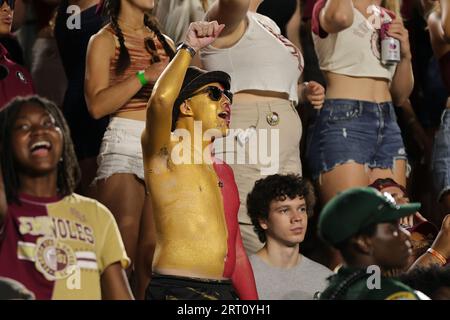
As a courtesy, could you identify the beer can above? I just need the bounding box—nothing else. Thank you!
[380,20,401,65]
[381,36,401,65]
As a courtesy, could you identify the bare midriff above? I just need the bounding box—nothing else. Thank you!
[447,97,450,109]
[114,109,147,121]
[147,163,228,279]
[324,72,392,103]
[233,90,290,104]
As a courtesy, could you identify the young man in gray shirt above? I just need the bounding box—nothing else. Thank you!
[246,174,333,300]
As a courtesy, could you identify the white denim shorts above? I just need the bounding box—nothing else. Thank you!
[95,117,145,183]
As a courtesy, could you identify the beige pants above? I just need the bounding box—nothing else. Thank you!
[214,99,303,254]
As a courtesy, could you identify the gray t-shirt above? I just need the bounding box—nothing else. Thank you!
[249,254,333,300]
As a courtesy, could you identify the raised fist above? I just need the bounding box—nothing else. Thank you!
[184,21,225,52]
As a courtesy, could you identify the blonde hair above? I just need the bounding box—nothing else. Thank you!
[434,1,441,15]
[424,1,440,20]
[381,0,402,18]
[200,0,209,12]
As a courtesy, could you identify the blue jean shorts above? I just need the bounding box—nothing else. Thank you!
[431,109,450,200]
[305,99,407,180]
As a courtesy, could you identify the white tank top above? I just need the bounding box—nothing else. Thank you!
[312,3,396,80]
[200,12,304,103]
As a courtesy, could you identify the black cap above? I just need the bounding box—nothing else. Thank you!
[172,67,231,131]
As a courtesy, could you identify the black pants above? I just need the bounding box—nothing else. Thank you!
[145,274,239,300]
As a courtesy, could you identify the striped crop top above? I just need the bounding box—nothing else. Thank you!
[107,26,166,114]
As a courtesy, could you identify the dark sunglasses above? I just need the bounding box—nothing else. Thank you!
[189,86,233,104]
[0,0,15,10]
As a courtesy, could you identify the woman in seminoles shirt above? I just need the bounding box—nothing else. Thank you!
[306,0,412,204]
[0,0,34,109]
[0,96,132,300]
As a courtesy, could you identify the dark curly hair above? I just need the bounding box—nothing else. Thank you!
[0,96,81,205]
[246,174,316,243]
[103,0,175,75]
[399,266,450,300]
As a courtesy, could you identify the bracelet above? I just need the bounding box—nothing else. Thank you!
[427,248,447,265]
[177,43,197,58]
[136,70,148,86]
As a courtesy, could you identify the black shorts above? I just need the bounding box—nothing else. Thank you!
[145,274,239,300]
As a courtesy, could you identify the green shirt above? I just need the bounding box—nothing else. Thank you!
[320,267,420,300]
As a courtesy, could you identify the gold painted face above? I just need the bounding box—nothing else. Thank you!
[186,82,232,137]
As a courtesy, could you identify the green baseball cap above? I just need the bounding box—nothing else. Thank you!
[318,187,421,246]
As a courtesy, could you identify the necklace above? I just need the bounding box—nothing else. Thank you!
[207,162,224,189]
[117,18,146,32]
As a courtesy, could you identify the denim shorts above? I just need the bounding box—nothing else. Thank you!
[431,109,450,200]
[94,117,145,183]
[305,99,407,181]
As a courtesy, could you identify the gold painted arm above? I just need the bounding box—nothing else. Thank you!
[143,49,192,157]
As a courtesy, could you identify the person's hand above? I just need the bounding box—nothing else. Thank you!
[403,212,427,228]
[430,214,450,260]
[414,211,428,224]
[400,215,415,228]
[303,81,325,109]
[144,57,170,84]
[184,21,225,52]
[400,212,427,228]
[386,18,412,60]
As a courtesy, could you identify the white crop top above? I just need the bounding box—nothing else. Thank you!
[200,12,304,103]
[311,1,396,80]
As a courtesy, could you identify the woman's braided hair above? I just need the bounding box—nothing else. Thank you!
[104,0,175,75]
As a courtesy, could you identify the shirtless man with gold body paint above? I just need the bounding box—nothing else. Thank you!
[139,20,258,300]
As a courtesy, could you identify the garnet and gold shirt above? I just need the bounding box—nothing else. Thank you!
[0,193,129,300]
[0,43,35,109]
